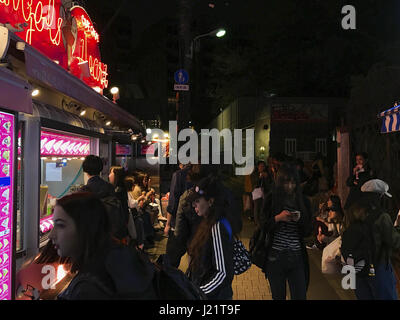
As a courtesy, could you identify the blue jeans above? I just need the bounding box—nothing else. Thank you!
[355,263,398,300]
[265,249,307,300]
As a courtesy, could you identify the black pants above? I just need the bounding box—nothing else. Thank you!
[265,249,307,300]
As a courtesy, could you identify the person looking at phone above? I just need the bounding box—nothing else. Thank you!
[261,163,313,300]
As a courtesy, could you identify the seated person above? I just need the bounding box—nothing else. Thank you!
[308,195,344,250]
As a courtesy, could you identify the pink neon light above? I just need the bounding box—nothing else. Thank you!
[0,112,14,301]
[40,214,54,234]
[41,131,90,156]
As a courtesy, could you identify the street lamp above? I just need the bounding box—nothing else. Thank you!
[187,28,226,59]
[110,87,120,103]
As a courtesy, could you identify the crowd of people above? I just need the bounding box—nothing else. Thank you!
[16,151,400,300]
[245,151,400,300]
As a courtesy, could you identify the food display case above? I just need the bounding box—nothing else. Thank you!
[39,130,91,245]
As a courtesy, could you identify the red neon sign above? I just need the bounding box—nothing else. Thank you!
[69,6,108,89]
[0,0,66,67]
[0,2,109,89]
[0,0,63,45]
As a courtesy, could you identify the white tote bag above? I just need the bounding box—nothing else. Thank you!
[321,236,342,274]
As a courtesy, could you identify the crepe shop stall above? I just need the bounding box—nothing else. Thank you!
[0,1,144,299]
[39,129,91,244]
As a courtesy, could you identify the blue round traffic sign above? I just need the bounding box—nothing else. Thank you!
[174,69,189,84]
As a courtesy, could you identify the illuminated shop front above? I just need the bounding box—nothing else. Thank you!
[0,0,143,299]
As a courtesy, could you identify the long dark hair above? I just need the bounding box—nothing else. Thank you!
[54,192,112,273]
[134,171,150,191]
[273,162,300,201]
[271,162,308,216]
[187,177,227,272]
[110,166,126,190]
[124,176,136,192]
[329,195,344,223]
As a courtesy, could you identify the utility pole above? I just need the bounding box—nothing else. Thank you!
[177,0,192,131]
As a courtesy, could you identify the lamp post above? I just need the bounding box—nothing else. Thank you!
[183,28,226,129]
[187,28,226,60]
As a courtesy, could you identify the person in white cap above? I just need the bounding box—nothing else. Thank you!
[343,179,400,300]
[360,179,392,198]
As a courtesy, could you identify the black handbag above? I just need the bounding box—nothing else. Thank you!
[249,227,268,270]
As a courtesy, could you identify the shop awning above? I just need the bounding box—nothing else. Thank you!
[379,105,400,134]
[32,101,105,134]
[0,67,32,114]
[20,40,143,133]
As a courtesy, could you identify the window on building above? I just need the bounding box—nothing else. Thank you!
[285,139,297,156]
[316,138,327,156]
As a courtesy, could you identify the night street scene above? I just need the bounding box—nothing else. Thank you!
[2,0,400,306]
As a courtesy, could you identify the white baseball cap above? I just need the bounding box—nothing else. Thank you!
[361,179,392,198]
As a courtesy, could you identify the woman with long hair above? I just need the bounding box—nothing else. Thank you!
[124,176,146,249]
[48,192,156,300]
[108,166,130,241]
[262,162,313,300]
[313,195,344,249]
[186,176,236,300]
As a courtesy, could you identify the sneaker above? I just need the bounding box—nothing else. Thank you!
[306,244,318,250]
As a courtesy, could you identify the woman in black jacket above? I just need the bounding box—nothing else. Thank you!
[261,163,313,300]
[186,176,236,300]
[47,192,156,300]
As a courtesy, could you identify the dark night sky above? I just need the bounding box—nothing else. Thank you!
[82,0,400,127]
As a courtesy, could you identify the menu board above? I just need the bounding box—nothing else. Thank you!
[0,111,14,300]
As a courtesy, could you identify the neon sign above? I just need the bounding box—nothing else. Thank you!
[0,2,109,89]
[41,131,90,157]
[69,6,108,89]
[0,0,63,46]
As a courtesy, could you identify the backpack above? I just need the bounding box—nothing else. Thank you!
[341,208,380,277]
[219,218,252,275]
[101,195,129,240]
[151,254,208,300]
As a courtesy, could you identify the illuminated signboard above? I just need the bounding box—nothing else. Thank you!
[69,6,108,89]
[0,111,15,300]
[0,1,109,89]
[0,0,66,66]
[41,131,90,157]
[116,144,132,156]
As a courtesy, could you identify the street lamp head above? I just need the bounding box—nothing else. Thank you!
[110,87,119,95]
[215,29,226,38]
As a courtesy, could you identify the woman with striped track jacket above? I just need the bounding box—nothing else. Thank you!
[186,176,236,300]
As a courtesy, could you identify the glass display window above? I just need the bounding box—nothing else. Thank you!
[39,129,92,245]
